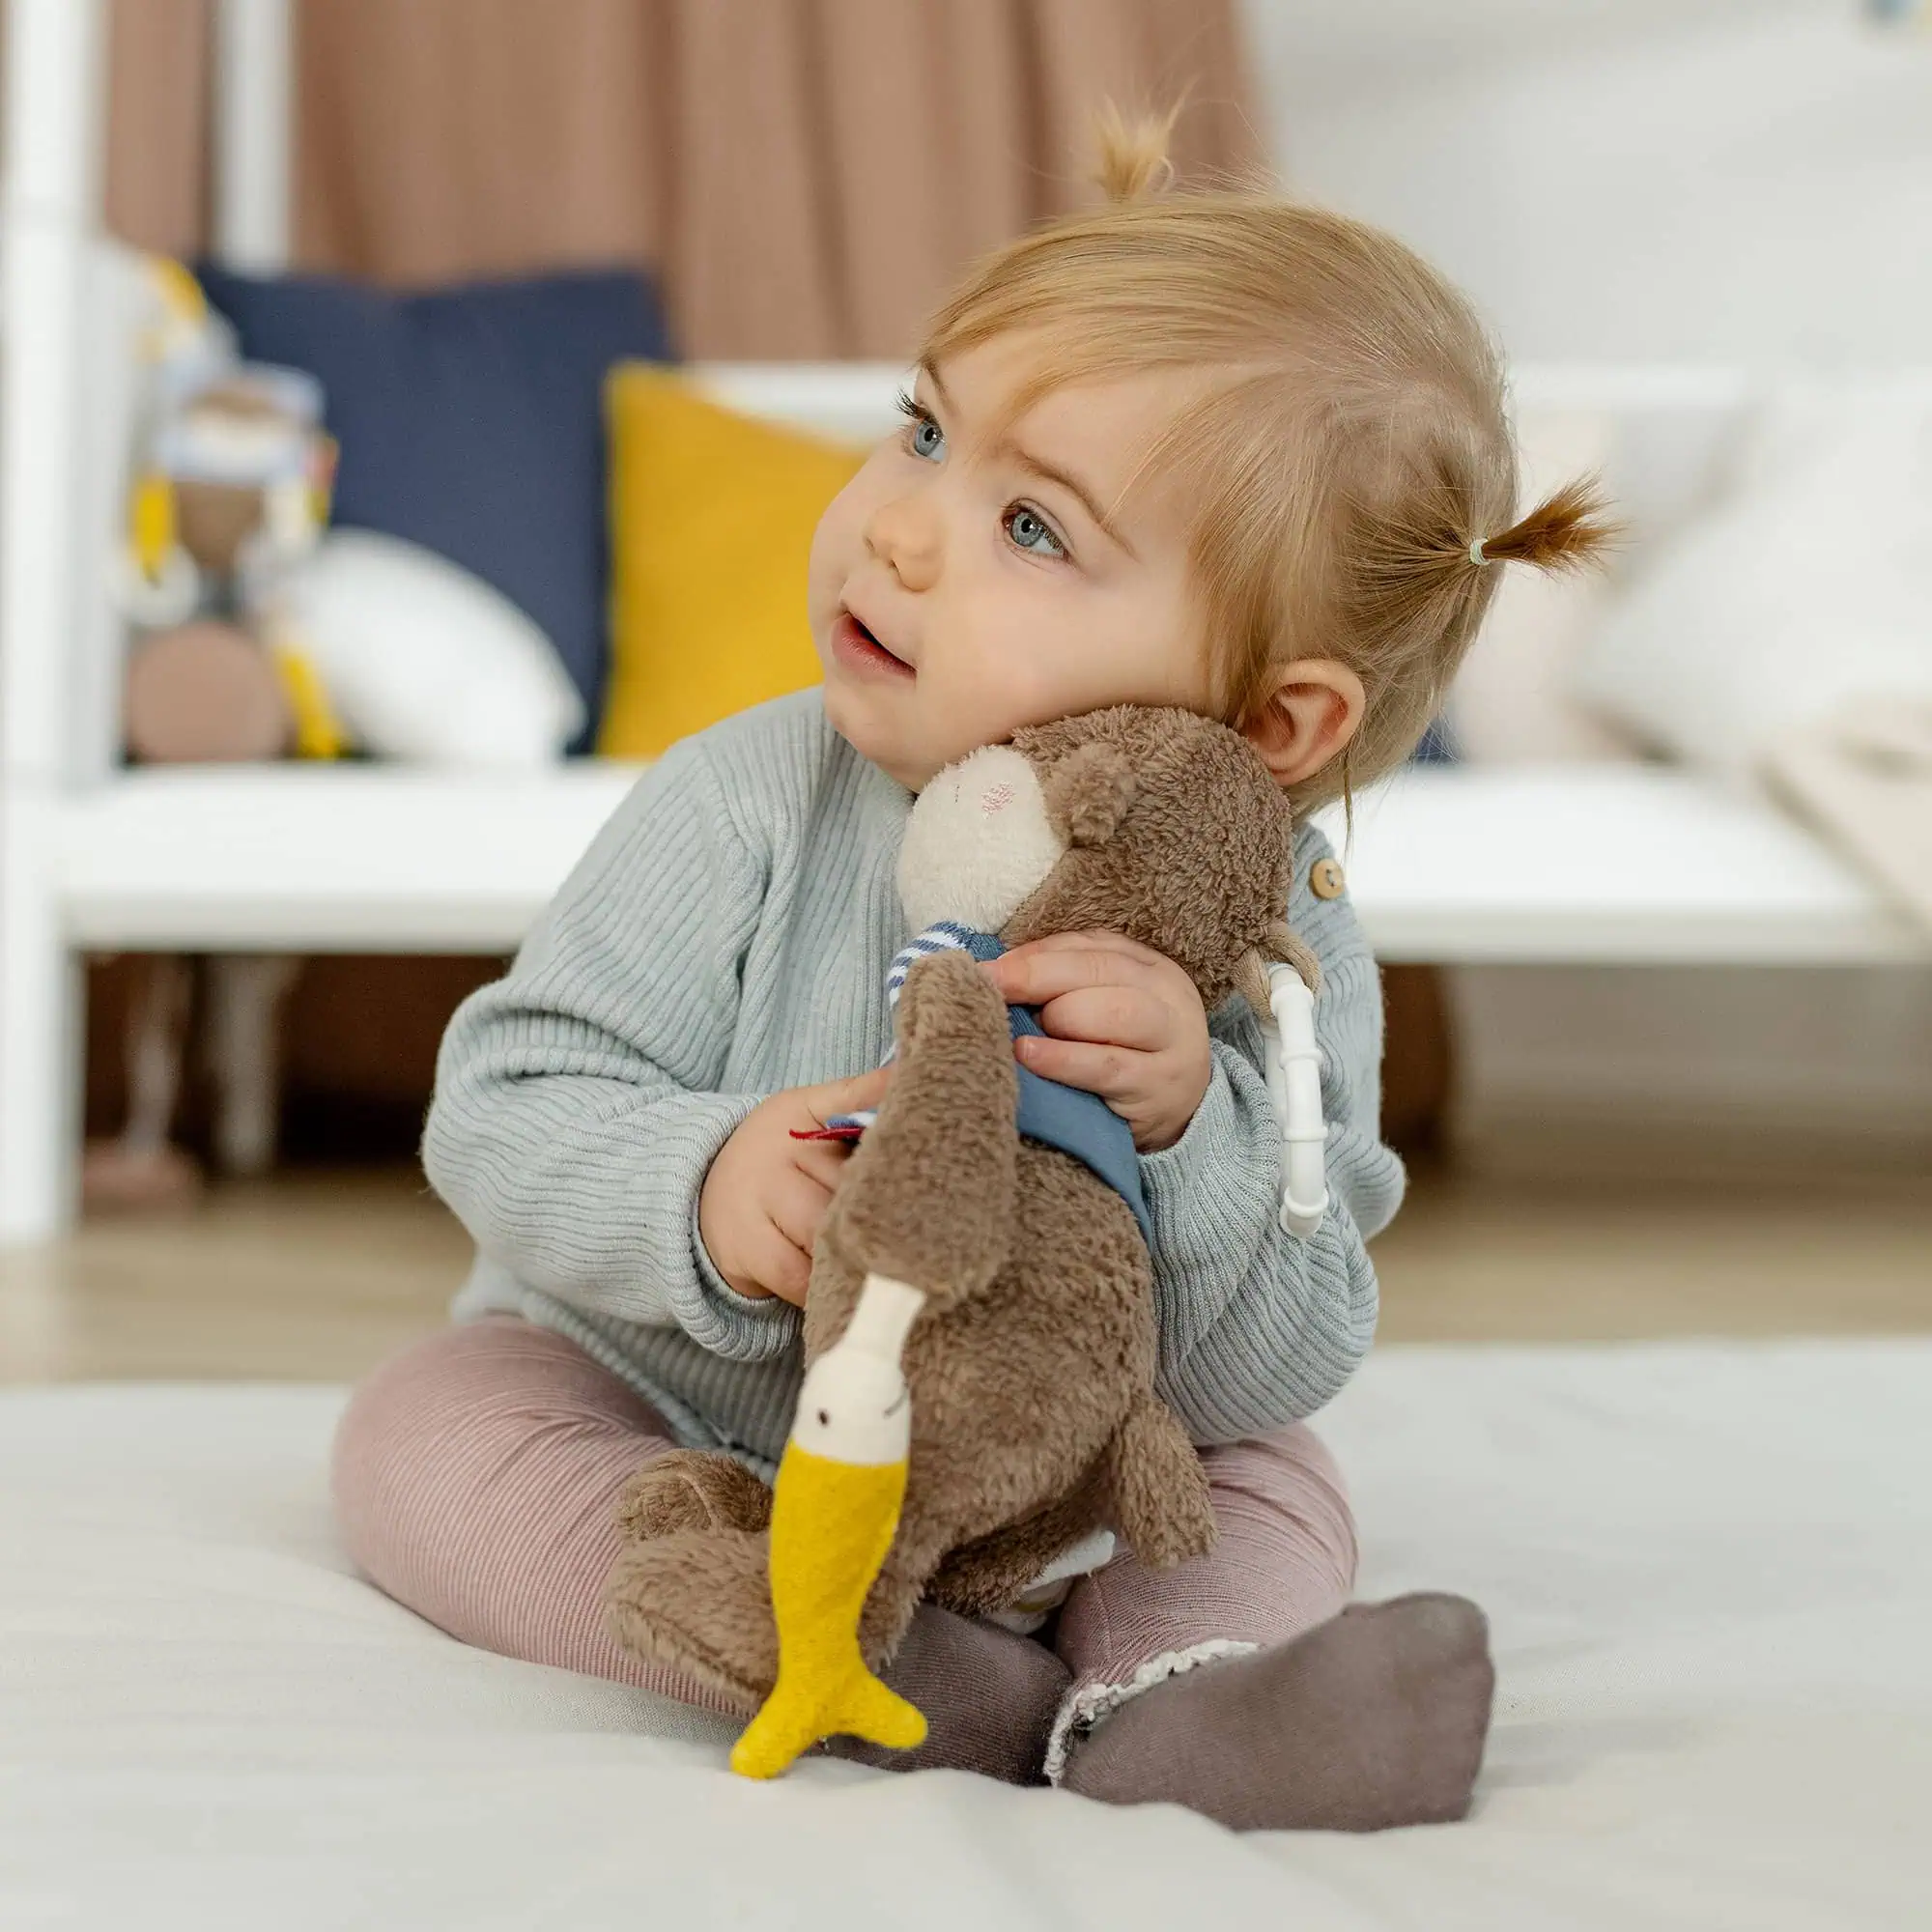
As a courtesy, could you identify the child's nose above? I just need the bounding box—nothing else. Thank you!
[864,488,942,592]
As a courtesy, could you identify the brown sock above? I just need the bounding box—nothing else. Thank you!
[821,1604,1072,1785]
[1060,1593,1494,1833]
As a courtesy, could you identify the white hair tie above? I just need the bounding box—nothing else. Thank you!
[1468,536,1491,567]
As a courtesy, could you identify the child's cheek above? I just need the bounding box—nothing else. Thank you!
[807,465,882,627]
[804,501,851,635]
[979,637,1072,735]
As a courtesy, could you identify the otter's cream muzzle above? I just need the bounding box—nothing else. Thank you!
[898,744,1065,936]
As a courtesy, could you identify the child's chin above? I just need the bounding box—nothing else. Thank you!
[824,686,934,788]
[822,679,894,747]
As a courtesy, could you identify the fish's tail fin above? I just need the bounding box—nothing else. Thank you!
[730,1662,926,1780]
[838,1669,927,1752]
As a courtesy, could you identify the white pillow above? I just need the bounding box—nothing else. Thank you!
[272,529,584,765]
[1574,384,1932,781]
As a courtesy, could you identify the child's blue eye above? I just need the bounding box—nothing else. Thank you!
[896,391,947,464]
[1005,505,1065,558]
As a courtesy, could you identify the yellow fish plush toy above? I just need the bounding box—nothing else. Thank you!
[730,1272,929,1779]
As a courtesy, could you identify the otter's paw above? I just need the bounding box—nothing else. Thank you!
[603,1527,778,1713]
[614,1449,773,1543]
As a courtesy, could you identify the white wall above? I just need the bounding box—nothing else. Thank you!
[1238,1,1932,1168]
[1239,0,1932,365]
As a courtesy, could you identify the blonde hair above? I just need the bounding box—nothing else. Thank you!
[920,108,1619,810]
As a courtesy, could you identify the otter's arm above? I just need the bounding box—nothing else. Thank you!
[818,950,1018,1311]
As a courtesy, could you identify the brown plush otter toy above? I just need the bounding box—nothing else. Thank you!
[604,704,1320,1718]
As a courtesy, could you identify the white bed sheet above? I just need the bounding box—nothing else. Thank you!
[3,1340,1927,1930]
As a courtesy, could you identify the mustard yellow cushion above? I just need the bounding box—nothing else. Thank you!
[599,365,865,758]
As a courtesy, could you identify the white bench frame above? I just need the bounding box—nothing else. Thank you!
[1,0,1924,1246]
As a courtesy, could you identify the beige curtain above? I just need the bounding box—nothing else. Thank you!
[104,0,212,258]
[102,0,1259,359]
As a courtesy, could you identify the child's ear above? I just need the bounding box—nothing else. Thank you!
[1243,661,1366,787]
[1041,741,1137,847]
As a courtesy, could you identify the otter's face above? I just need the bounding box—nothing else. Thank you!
[896,744,1065,935]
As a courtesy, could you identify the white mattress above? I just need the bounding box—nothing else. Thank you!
[4,1341,1927,1930]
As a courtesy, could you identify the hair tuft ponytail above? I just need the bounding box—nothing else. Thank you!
[1093,99,1180,204]
[1480,475,1622,574]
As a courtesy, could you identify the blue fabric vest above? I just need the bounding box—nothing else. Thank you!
[951,928,1151,1241]
[857,925,1151,1242]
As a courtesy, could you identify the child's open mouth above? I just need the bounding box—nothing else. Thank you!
[833,611,915,681]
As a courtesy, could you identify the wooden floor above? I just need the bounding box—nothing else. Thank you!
[1,1159,1927,1385]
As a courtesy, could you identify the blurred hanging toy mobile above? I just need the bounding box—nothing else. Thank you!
[84,262,342,1213]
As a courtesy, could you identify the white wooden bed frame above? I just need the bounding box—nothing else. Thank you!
[0,0,1923,1246]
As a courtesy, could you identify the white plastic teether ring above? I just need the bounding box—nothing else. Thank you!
[1263,965,1328,1238]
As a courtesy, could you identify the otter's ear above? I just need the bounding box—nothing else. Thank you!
[1233,927,1321,1026]
[1264,921,1323,1000]
[1041,741,1137,848]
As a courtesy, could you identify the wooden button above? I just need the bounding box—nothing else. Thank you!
[1309,857,1347,900]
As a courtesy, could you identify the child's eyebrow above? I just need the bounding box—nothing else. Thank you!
[920,356,1138,560]
[996,438,1138,560]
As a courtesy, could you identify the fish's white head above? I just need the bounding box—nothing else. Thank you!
[790,1274,925,1466]
[792,1351,912,1466]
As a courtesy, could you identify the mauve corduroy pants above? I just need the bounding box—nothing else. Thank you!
[331,1316,1357,1732]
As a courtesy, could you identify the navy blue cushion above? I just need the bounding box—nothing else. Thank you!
[195,265,674,748]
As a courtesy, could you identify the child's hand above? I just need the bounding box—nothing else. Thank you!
[983,932,1211,1153]
[698,1069,892,1306]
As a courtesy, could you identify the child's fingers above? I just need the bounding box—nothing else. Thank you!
[845,1063,894,1108]
[1014,1032,1141,1102]
[767,1166,835,1257]
[1002,927,1166,965]
[790,1136,856,1192]
[747,1216,813,1307]
[799,1065,892,1126]
[1034,984,1170,1051]
[986,942,1168,1006]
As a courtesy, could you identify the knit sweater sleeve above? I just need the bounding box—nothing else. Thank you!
[1140,826,1405,1441]
[421,735,798,1362]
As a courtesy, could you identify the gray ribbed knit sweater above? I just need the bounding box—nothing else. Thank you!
[427,690,1405,1474]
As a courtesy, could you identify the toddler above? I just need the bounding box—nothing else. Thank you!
[332,115,1611,1831]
